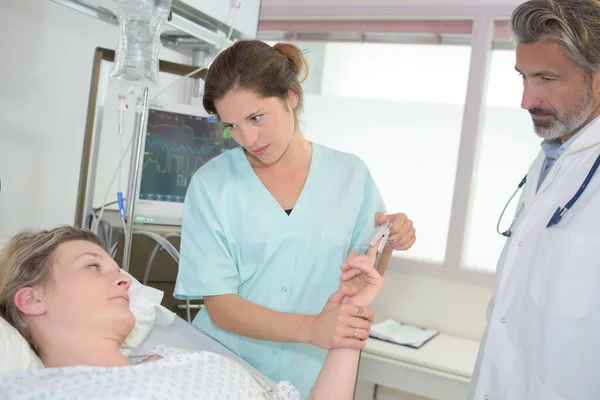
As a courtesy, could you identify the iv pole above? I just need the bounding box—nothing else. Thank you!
[122,87,150,272]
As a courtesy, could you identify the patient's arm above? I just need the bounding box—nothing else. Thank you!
[203,294,372,350]
[309,348,361,400]
[306,287,364,400]
[309,244,383,399]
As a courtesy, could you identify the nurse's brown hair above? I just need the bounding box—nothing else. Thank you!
[202,40,309,121]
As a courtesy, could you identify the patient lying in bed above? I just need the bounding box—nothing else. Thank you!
[0,226,383,399]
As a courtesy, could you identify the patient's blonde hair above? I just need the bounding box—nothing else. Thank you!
[0,225,103,350]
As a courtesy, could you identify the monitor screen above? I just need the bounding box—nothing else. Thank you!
[134,102,238,226]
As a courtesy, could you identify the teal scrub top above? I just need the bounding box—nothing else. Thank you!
[174,142,386,397]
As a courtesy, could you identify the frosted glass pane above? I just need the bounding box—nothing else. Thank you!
[263,40,325,95]
[302,42,471,263]
[321,42,472,105]
[462,50,541,272]
[301,94,463,263]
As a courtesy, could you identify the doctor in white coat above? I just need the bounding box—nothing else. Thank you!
[469,1,600,399]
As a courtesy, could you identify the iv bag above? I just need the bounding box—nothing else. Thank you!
[110,0,172,87]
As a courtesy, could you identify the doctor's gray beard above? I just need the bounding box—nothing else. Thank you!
[529,82,595,141]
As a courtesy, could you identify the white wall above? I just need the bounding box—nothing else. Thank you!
[373,267,492,341]
[0,0,189,241]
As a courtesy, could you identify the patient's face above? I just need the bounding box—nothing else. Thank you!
[44,240,135,341]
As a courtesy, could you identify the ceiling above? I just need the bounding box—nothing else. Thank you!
[261,0,523,5]
[259,0,523,19]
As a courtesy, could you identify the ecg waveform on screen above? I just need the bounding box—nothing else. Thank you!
[144,150,204,179]
[139,109,238,202]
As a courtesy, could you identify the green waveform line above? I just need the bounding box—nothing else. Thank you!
[149,118,211,139]
[143,153,206,178]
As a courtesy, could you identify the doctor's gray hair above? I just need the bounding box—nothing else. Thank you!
[509,0,600,72]
[0,226,103,352]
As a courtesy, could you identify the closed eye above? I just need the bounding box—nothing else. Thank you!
[87,263,100,272]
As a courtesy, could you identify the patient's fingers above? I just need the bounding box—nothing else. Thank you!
[340,268,362,281]
[365,239,380,265]
[328,285,359,304]
[338,284,359,298]
[346,259,383,286]
[341,256,372,274]
[345,249,358,262]
[343,253,369,265]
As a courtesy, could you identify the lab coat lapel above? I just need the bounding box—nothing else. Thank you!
[523,150,546,204]
[566,115,600,154]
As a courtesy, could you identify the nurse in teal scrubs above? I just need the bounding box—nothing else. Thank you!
[174,40,416,396]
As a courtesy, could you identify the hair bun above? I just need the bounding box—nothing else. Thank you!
[273,42,308,82]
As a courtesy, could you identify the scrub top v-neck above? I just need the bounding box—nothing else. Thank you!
[175,142,386,397]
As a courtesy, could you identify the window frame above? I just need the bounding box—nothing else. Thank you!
[259,8,522,287]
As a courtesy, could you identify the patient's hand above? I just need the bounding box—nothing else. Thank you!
[340,243,384,307]
[142,355,164,363]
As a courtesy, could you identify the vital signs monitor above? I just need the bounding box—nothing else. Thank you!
[134,100,238,226]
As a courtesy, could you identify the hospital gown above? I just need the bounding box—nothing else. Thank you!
[0,345,300,400]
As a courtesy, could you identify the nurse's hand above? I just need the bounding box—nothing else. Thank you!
[375,212,416,251]
[340,245,385,308]
[308,286,374,350]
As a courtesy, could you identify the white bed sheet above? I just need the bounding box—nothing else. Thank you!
[140,315,273,383]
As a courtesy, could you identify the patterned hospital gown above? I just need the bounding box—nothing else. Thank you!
[0,346,301,400]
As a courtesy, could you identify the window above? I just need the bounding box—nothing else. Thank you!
[265,41,326,95]
[461,49,541,272]
[300,42,472,263]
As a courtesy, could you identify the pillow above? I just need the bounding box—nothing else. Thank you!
[0,273,175,376]
[0,316,43,375]
[120,271,176,356]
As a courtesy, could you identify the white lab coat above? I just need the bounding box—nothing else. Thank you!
[469,118,600,400]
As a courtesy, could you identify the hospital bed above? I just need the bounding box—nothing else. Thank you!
[0,299,270,385]
[141,314,268,378]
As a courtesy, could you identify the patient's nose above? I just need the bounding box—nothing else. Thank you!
[114,273,132,290]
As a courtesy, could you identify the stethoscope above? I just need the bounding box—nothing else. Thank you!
[497,153,600,238]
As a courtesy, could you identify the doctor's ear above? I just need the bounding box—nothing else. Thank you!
[14,287,47,316]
